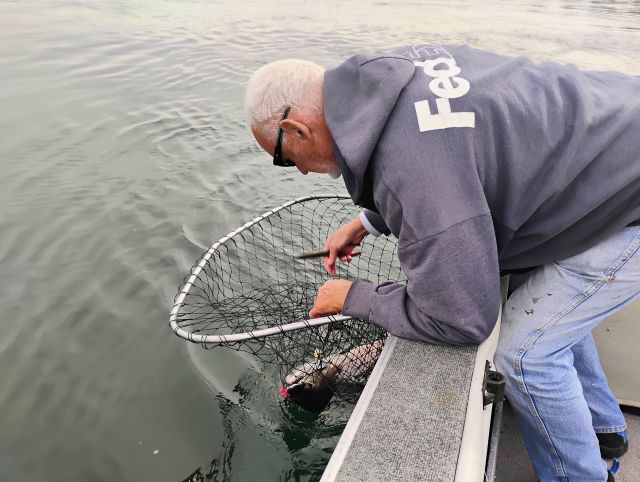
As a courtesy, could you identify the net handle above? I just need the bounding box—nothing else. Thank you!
[171,313,354,345]
[169,194,353,343]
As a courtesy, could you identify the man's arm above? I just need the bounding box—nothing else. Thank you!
[342,215,501,345]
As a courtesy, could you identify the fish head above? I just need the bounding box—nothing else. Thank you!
[285,377,334,413]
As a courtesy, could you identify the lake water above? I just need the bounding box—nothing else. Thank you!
[1,1,639,480]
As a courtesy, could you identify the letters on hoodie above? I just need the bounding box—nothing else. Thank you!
[400,46,476,132]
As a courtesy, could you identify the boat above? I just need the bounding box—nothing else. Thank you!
[320,278,640,481]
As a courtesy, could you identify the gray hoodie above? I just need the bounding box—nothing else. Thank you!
[323,44,640,345]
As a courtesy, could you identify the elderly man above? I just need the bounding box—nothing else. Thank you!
[244,44,640,481]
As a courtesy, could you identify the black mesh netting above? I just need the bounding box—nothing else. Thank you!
[171,196,405,412]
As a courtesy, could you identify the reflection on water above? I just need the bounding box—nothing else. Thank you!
[0,0,638,480]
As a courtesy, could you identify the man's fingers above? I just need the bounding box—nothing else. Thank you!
[322,232,362,274]
[322,238,332,273]
[338,250,360,263]
[322,255,334,274]
[324,247,338,275]
[328,247,338,266]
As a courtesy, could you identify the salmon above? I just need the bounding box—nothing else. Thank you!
[281,340,383,412]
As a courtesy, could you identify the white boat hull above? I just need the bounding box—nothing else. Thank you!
[594,298,640,407]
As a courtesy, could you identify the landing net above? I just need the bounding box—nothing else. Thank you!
[170,195,404,409]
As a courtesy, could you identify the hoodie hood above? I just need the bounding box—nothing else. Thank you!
[323,54,415,204]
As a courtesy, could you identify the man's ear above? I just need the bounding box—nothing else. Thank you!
[280,119,311,140]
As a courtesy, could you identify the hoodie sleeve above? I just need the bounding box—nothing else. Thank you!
[342,214,501,345]
[360,209,391,237]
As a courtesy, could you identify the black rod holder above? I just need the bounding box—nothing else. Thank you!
[483,360,505,407]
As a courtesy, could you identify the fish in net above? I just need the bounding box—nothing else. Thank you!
[170,195,405,412]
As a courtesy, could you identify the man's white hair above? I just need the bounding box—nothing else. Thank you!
[244,59,325,136]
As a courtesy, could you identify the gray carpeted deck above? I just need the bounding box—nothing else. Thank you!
[323,337,478,482]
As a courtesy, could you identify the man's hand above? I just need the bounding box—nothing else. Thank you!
[309,280,353,318]
[323,216,369,275]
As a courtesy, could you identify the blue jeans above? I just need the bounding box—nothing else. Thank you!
[495,226,640,481]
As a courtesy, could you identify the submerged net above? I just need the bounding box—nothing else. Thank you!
[171,195,405,410]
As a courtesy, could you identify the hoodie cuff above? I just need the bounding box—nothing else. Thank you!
[359,211,382,237]
[343,279,376,321]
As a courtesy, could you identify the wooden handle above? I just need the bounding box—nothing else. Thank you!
[293,250,362,260]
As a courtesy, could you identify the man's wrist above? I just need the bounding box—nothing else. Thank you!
[357,211,381,237]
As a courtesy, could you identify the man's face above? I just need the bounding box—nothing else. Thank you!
[251,118,340,178]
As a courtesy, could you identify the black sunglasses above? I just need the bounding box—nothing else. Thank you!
[273,106,295,167]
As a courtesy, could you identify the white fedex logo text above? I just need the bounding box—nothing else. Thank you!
[413,57,475,132]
